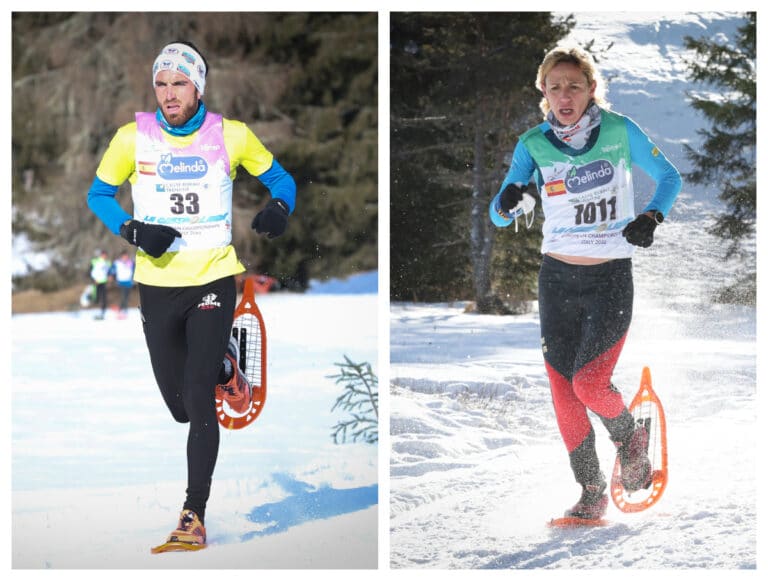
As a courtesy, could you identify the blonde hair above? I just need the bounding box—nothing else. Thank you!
[536,45,609,117]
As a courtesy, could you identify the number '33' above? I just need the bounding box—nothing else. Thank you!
[169,192,200,215]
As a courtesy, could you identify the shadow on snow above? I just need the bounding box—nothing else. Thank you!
[478,523,636,569]
[240,473,378,541]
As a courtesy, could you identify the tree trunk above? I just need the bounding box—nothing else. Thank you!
[469,108,495,313]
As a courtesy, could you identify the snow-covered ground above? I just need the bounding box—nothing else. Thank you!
[390,12,757,569]
[11,274,378,569]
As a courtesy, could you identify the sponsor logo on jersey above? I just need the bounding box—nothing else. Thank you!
[544,179,567,197]
[157,153,209,180]
[565,159,614,194]
[143,212,229,225]
[198,293,221,310]
[155,183,201,193]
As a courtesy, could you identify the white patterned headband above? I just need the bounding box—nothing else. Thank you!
[152,43,207,95]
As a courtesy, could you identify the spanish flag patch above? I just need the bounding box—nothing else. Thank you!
[545,179,567,196]
[138,161,157,175]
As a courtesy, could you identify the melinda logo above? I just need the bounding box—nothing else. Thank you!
[566,160,614,194]
[157,153,208,180]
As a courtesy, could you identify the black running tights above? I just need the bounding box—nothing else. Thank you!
[138,276,236,523]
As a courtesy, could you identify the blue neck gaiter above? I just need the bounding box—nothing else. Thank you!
[156,100,207,136]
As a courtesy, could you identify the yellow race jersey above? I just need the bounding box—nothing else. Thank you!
[96,117,274,287]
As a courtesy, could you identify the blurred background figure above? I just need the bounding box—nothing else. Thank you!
[111,250,135,318]
[89,249,111,320]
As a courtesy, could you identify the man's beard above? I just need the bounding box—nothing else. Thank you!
[162,100,198,126]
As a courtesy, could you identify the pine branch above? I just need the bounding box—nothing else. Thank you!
[329,355,378,444]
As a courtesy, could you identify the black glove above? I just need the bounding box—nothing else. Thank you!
[499,183,527,213]
[120,220,181,258]
[622,214,657,248]
[252,199,289,238]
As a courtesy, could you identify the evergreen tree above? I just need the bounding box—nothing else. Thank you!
[684,13,756,259]
[390,13,572,310]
